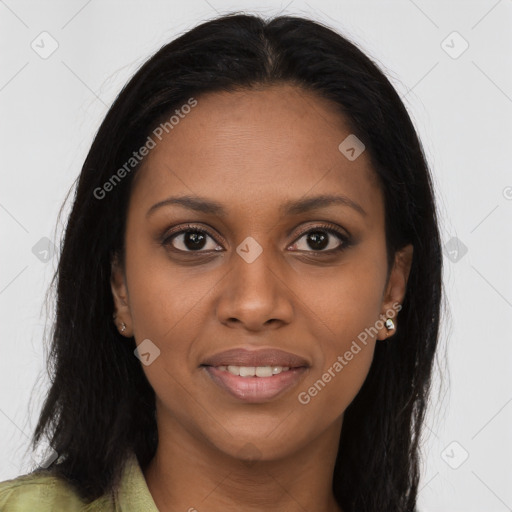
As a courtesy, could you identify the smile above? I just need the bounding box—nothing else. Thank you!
[202,365,308,403]
[215,365,291,377]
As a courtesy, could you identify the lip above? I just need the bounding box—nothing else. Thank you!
[201,348,310,403]
[201,348,310,368]
[203,366,309,403]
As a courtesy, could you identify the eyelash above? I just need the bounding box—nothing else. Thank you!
[161,223,352,255]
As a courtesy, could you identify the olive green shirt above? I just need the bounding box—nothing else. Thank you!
[0,451,159,511]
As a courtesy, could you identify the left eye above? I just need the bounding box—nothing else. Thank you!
[289,228,348,252]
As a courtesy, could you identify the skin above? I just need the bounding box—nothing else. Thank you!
[111,84,413,512]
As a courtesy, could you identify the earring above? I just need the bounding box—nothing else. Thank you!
[120,322,126,333]
[385,318,395,331]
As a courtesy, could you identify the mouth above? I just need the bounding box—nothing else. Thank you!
[200,348,310,403]
[209,364,294,377]
[202,366,309,403]
[201,347,309,368]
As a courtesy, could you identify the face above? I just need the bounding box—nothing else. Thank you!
[111,84,413,462]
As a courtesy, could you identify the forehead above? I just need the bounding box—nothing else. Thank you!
[130,84,382,222]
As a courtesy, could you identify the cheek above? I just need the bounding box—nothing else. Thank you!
[123,255,209,423]
[296,252,386,416]
[295,291,380,421]
[126,266,205,360]
[123,237,223,398]
[295,343,375,427]
[124,225,206,339]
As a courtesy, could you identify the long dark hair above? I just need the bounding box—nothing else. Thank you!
[29,12,443,512]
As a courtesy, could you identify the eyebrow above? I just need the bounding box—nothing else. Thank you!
[146,193,367,218]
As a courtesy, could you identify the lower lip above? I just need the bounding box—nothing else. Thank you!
[203,366,308,403]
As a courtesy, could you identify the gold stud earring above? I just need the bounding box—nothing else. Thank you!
[385,318,395,333]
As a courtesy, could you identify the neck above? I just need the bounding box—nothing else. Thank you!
[143,412,344,512]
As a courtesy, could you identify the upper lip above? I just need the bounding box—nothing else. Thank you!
[201,348,310,368]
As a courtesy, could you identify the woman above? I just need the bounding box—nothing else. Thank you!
[0,12,443,512]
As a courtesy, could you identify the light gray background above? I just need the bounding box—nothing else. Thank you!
[1,1,511,510]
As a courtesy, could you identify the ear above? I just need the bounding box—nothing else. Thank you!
[377,244,413,340]
[110,252,133,337]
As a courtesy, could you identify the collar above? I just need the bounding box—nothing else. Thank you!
[112,451,159,511]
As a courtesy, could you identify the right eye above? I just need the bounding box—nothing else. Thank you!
[162,225,224,253]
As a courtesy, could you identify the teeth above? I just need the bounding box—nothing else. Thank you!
[220,365,291,377]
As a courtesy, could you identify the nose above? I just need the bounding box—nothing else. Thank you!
[215,243,294,332]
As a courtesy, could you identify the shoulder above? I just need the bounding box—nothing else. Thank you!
[0,451,148,511]
[0,471,93,511]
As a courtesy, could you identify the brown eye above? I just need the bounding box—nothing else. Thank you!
[163,226,222,252]
[289,225,351,253]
